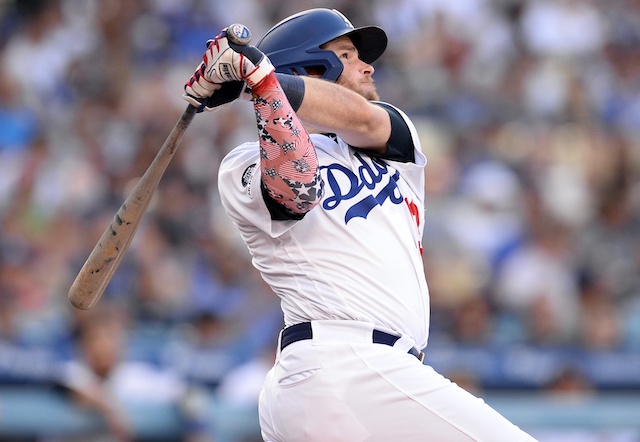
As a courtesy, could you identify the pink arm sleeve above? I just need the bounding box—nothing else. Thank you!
[251,73,323,214]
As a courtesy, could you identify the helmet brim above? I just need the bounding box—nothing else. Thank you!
[343,26,388,65]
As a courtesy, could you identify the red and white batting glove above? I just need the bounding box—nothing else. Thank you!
[183,28,274,111]
[203,28,275,88]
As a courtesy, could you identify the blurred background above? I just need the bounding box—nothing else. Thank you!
[0,0,639,441]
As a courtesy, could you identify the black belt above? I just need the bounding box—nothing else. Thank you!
[280,322,425,363]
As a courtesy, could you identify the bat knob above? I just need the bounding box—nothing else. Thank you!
[227,24,252,46]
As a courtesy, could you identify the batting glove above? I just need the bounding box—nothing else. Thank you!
[186,81,251,113]
[183,28,274,111]
[204,28,275,88]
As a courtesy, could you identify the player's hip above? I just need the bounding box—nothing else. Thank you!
[277,320,424,361]
[259,339,536,442]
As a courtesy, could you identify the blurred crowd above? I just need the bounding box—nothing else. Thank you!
[1,0,640,415]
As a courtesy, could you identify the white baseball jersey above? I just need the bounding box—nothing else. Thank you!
[218,103,429,349]
[219,101,538,442]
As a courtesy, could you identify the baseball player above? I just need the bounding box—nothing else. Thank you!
[184,8,538,442]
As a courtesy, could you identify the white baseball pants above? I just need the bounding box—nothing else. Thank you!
[258,320,538,442]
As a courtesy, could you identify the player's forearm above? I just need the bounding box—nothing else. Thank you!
[252,73,323,214]
[297,76,391,152]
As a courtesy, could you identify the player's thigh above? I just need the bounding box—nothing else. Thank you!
[354,346,537,442]
[259,342,401,441]
[259,343,536,442]
[258,343,328,442]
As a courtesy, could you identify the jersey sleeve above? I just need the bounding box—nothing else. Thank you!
[352,102,422,164]
[218,142,299,238]
[361,102,427,198]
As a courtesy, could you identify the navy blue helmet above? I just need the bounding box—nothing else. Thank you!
[256,8,388,82]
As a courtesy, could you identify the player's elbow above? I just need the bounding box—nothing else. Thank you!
[284,168,324,214]
[342,103,392,152]
[263,167,324,215]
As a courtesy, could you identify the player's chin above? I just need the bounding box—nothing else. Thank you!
[361,84,380,101]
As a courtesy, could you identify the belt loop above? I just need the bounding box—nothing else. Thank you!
[393,334,417,353]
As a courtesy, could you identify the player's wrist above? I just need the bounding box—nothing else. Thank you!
[249,71,278,96]
[243,54,275,89]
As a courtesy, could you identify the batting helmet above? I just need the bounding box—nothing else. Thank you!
[256,8,387,82]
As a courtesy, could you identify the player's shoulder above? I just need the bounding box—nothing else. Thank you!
[372,101,414,125]
[372,100,421,140]
[220,141,259,169]
[224,141,260,157]
[218,141,260,190]
[370,101,424,163]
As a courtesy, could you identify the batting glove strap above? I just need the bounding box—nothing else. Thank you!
[243,54,275,90]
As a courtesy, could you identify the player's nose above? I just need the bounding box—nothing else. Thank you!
[358,59,374,76]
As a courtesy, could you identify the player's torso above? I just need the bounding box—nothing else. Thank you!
[219,134,430,347]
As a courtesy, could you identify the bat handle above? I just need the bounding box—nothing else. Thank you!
[226,24,252,45]
[181,103,198,124]
[225,23,263,66]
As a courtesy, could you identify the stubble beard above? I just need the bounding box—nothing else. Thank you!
[338,76,380,101]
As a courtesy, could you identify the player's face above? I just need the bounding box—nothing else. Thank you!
[322,36,380,101]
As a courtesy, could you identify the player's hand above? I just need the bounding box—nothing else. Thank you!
[183,28,274,111]
[200,27,274,88]
[183,30,238,111]
[185,81,250,113]
[224,34,275,89]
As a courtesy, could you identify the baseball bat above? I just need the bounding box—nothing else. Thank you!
[68,23,254,310]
